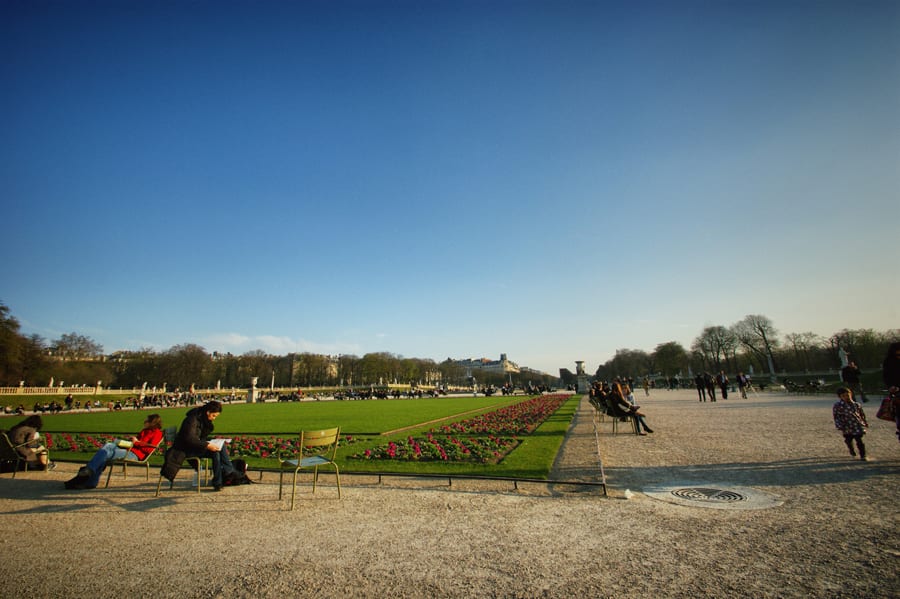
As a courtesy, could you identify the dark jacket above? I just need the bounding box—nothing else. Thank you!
[883,343,900,389]
[174,406,215,454]
[841,365,861,385]
[161,406,216,481]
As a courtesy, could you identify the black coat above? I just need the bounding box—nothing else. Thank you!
[174,407,214,454]
[161,406,215,481]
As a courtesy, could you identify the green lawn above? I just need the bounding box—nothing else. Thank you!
[14,395,525,435]
[7,394,581,479]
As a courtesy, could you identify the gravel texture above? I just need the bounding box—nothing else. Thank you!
[0,389,897,598]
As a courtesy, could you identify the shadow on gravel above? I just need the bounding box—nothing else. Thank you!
[604,457,900,488]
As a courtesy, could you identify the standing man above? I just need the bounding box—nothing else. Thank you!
[716,371,729,399]
[841,361,867,403]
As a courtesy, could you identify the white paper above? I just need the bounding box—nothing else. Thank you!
[208,438,231,450]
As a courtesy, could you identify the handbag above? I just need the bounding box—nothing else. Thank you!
[116,439,134,449]
[875,397,895,421]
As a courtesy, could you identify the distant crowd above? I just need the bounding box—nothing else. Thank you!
[1,391,243,417]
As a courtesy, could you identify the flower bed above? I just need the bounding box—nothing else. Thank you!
[350,394,568,464]
[43,433,358,459]
[227,434,357,459]
[356,433,519,463]
[44,433,117,453]
[431,394,568,436]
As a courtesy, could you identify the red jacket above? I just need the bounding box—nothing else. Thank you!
[131,428,163,460]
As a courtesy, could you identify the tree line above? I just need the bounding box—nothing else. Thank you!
[591,313,898,382]
[0,302,556,390]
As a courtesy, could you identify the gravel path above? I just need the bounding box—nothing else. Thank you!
[1,390,897,598]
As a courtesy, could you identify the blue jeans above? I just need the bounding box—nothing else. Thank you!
[86,442,138,488]
[187,445,236,487]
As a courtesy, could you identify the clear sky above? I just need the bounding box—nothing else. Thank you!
[2,0,898,375]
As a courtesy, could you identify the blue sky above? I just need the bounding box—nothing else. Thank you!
[2,0,898,375]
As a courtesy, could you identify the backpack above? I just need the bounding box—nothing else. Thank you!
[224,458,253,485]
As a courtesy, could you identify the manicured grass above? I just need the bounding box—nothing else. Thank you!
[15,394,581,480]
[13,396,525,435]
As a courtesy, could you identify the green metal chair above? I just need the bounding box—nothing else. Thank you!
[278,427,342,510]
[1,431,50,477]
[105,434,164,487]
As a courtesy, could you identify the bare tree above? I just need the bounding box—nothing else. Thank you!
[51,332,104,360]
[733,315,779,380]
[784,332,825,372]
[691,326,736,372]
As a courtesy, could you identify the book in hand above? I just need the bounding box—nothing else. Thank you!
[116,439,134,449]
[208,438,232,450]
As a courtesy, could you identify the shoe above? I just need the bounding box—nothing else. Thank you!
[46,462,57,471]
[644,428,654,434]
[212,485,223,492]
[861,456,870,462]
[64,476,89,490]
[638,432,648,436]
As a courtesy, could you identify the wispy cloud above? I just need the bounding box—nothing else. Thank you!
[200,333,361,356]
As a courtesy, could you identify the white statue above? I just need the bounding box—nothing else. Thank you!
[838,346,849,368]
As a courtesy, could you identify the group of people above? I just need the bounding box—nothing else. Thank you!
[62,400,242,491]
[589,379,654,435]
[693,371,751,401]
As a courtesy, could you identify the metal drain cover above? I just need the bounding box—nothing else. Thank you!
[641,483,782,510]
[670,487,747,502]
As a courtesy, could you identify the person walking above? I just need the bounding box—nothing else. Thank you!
[841,360,868,403]
[705,372,717,402]
[694,373,706,402]
[833,387,869,461]
[716,371,729,400]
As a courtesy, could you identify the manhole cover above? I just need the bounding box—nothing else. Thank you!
[670,487,747,503]
[641,483,782,510]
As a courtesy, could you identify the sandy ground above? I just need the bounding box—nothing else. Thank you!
[0,389,898,598]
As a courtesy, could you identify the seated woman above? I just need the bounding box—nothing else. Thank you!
[162,401,237,491]
[65,414,164,489]
[7,415,53,470]
[607,382,654,435]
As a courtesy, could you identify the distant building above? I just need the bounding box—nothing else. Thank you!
[454,353,521,377]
